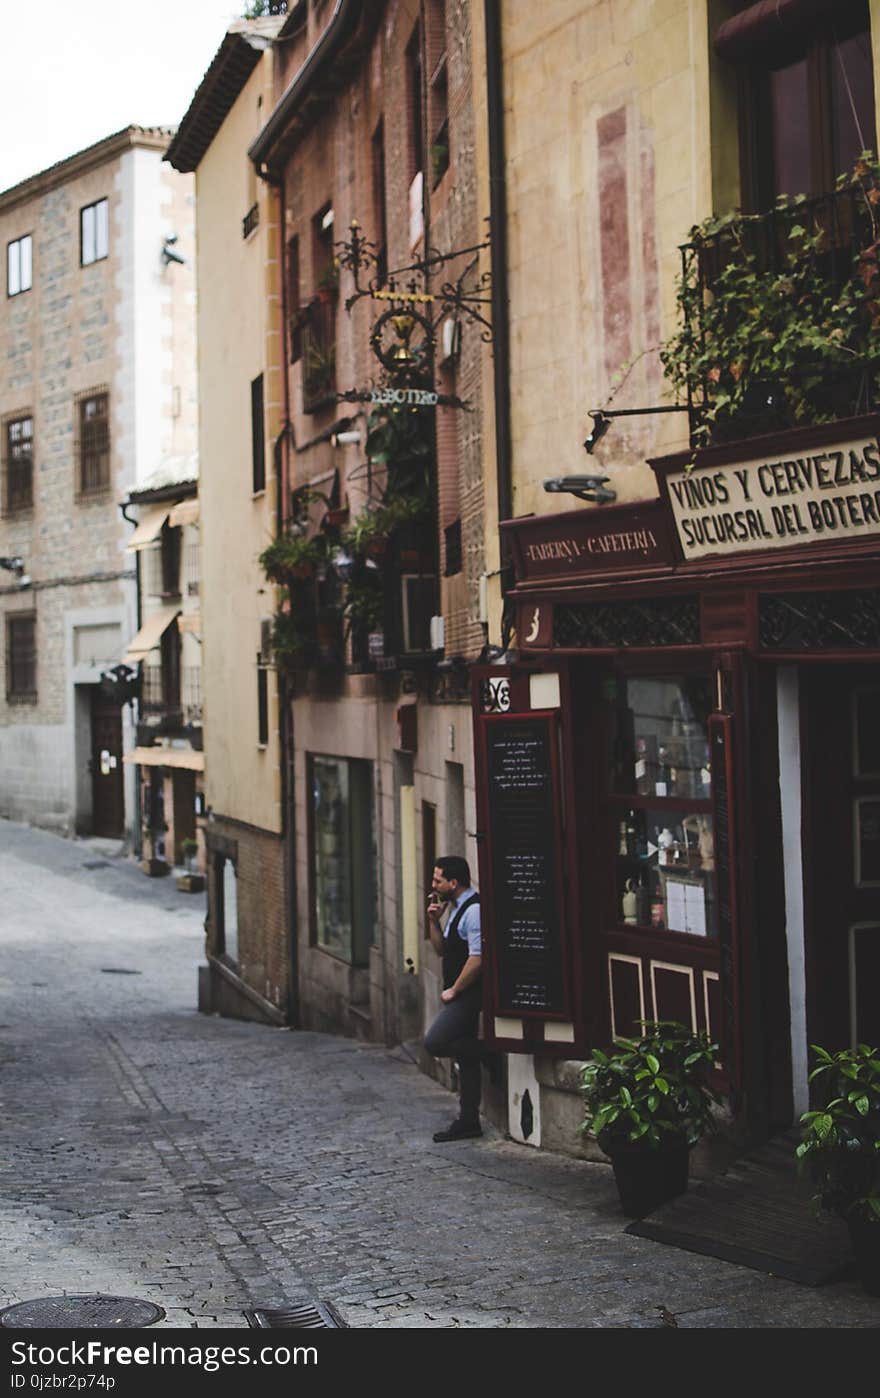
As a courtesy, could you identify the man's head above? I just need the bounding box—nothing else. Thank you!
[432,854,471,901]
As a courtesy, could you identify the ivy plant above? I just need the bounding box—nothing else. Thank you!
[660,153,880,448]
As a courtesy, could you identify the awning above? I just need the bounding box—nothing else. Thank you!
[126,503,171,551]
[177,611,201,636]
[123,746,205,771]
[714,0,834,61]
[168,497,199,528]
[121,605,180,663]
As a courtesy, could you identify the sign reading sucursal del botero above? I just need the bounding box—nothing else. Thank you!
[665,434,880,561]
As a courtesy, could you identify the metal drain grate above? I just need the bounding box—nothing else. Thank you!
[0,1295,165,1329]
[245,1301,346,1329]
[82,861,111,870]
[100,968,142,975]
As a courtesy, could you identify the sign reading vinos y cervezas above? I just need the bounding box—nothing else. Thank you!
[666,434,880,560]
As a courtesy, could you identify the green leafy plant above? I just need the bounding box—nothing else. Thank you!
[796,1043,880,1224]
[660,153,880,449]
[259,532,328,585]
[316,259,340,295]
[580,1020,720,1150]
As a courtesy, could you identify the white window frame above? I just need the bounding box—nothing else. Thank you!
[7,235,32,296]
[80,199,109,266]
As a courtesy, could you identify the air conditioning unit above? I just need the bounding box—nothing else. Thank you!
[429,613,445,652]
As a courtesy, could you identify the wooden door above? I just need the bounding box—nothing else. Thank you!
[90,692,124,837]
[804,664,880,1051]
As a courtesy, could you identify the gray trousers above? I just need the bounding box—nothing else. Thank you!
[424,981,484,1122]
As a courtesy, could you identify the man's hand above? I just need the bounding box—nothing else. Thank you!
[440,987,456,1003]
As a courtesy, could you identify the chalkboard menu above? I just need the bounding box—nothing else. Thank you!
[709,714,740,1085]
[484,715,568,1016]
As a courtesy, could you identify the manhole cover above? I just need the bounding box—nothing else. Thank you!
[0,1295,165,1328]
[245,1301,346,1329]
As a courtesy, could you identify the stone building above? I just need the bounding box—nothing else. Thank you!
[0,127,197,842]
[166,15,290,1023]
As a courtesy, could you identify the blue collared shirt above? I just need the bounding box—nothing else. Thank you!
[444,886,481,957]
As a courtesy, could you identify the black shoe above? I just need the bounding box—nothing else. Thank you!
[433,1118,482,1142]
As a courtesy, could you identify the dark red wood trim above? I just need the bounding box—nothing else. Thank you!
[708,709,743,1091]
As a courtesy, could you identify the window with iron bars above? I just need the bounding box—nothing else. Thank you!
[2,414,33,515]
[6,612,36,702]
[75,390,110,498]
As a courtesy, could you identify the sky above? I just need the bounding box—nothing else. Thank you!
[0,0,245,192]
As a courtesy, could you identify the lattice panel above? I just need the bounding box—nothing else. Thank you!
[759,588,880,651]
[554,595,700,649]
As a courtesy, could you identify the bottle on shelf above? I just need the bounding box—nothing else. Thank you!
[656,746,671,797]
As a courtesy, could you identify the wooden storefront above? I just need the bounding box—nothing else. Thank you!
[472,415,880,1134]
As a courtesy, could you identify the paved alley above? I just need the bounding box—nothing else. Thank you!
[0,818,877,1329]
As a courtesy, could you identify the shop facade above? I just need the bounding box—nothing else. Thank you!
[473,414,880,1148]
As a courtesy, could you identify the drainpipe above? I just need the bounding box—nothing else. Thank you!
[274,171,300,1029]
[483,0,514,646]
[120,500,142,859]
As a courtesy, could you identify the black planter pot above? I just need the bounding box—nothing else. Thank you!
[599,1132,691,1218]
[847,1216,880,1296]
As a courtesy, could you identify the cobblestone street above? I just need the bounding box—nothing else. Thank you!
[0,818,877,1330]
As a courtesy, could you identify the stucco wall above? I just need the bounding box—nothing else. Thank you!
[196,55,282,837]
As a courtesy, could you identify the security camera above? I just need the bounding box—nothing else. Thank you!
[331,430,362,447]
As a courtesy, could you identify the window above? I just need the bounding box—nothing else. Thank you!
[725,1,876,209]
[372,120,388,285]
[251,374,265,493]
[257,666,269,746]
[607,672,717,939]
[215,856,239,963]
[7,235,32,296]
[80,199,109,265]
[426,0,449,187]
[160,522,182,598]
[286,235,302,362]
[406,22,424,183]
[2,415,33,514]
[6,613,36,702]
[76,391,110,496]
[308,755,374,964]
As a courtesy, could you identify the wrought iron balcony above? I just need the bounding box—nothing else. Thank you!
[242,203,259,239]
[678,181,880,441]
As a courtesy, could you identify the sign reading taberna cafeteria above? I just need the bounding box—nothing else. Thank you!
[666,433,880,560]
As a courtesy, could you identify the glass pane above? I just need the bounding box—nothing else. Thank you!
[610,673,713,799]
[8,240,19,295]
[81,205,95,265]
[831,29,875,175]
[95,200,109,259]
[313,756,353,959]
[770,58,811,196]
[20,235,31,290]
[615,805,718,938]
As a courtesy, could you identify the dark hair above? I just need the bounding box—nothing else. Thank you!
[435,854,471,887]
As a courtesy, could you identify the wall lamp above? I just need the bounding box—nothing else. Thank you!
[543,475,617,505]
[584,404,690,453]
[0,555,31,587]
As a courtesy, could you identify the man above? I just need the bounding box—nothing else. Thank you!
[424,855,498,1142]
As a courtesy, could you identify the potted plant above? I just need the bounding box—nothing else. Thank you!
[176,837,205,894]
[579,1019,720,1217]
[796,1042,880,1295]
[315,259,340,303]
